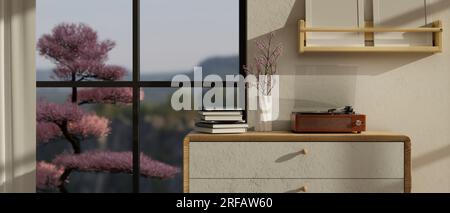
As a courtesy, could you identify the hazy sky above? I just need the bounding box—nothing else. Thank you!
[36,0,239,73]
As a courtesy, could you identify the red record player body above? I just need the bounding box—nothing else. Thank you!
[291,111,366,133]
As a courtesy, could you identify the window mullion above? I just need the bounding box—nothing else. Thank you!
[132,0,141,193]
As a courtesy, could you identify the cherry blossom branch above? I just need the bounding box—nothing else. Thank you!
[37,101,110,144]
[58,121,82,154]
[53,151,180,179]
[36,162,64,190]
[75,88,143,105]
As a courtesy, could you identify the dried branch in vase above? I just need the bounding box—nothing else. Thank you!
[244,32,283,96]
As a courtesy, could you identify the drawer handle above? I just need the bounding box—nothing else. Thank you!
[297,186,308,193]
[298,149,309,155]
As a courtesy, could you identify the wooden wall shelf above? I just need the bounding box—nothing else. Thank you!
[299,20,443,53]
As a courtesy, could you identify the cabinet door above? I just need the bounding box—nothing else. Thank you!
[373,0,432,46]
[189,142,404,179]
[306,0,365,46]
[189,179,404,193]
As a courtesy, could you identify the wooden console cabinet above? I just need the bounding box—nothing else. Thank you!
[183,131,411,193]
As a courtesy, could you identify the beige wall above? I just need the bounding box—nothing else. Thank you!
[247,0,450,192]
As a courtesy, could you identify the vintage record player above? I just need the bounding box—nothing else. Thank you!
[291,106,366,133]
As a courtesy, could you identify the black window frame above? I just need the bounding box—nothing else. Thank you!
[36,0,247,193]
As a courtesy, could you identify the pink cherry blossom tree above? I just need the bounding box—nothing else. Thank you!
[36,23,178,192]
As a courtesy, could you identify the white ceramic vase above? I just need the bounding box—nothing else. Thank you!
[255,95,273,132]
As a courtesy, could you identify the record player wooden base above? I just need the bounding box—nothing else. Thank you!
[184,131,411,193]
[291,113,366,133]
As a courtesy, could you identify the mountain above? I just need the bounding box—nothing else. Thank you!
[37,55,240,82]
[142,55,240,81]
[193,55,240,78]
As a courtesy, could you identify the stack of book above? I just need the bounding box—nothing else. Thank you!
[195,110,248,134]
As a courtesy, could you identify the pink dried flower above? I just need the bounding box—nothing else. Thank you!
[255,56,268,68]
[256,40,267,51]
[53,151,179,179]
[243,32,283,95]
[269,45,283,64]
[36,162,64,189]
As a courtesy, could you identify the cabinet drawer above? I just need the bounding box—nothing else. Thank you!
[189,179,404,193]
[189,142,404,179]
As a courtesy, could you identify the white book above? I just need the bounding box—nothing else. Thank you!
[201,115,243,121]
[198,111,242,116]
[195,127,247,134]
[373,0,432,47]
[306,0,365,47]
[196,122,249,129]
[203,107,244,111]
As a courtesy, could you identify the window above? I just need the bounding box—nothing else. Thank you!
[36,0,246,193]
[140,0,240,81]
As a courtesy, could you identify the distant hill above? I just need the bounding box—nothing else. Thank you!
[37,55,240,82]
[142,55,240,81]
[194,55,240,78]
